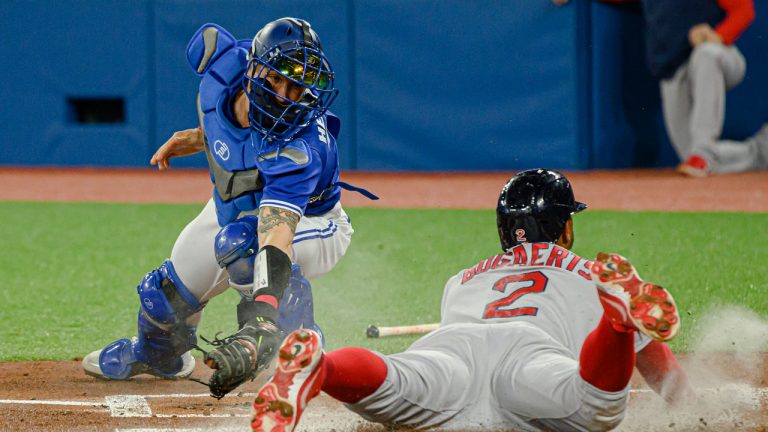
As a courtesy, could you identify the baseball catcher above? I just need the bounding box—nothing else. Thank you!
[81,18,376,398]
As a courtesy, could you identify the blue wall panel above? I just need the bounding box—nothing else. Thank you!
[589,2,676,168]
[723,0,768,139]
[151,0,352,169]
[2,1,766,170]
[353,0,584,170]
[0,1,151,167]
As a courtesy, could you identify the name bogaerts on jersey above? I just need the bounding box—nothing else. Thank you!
[461,243,593,284]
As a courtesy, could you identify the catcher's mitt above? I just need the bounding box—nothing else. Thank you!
[199,318,280,399]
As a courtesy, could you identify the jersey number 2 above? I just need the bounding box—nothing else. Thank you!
[483,271,548,319]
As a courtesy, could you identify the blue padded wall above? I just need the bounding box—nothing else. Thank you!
[1,1,766,170]
[589,1,676,168]
[353,0,585,170]
[723,0,768,139]
[0,1,152,167]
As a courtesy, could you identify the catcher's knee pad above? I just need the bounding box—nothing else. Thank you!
[137,260,203,325]
[100,260,203,378]
[214,215,259,287]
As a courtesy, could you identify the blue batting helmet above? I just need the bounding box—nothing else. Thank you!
[244,17,338,146]
[496,169,587,251]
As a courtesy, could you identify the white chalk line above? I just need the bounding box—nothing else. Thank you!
[1,387,766,424]
[0,399,106,406]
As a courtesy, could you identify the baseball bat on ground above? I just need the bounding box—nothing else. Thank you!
[366,323,440,338]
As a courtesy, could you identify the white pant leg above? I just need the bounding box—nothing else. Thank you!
[170,199,354,325]
[167,199,229,327]
[492,325,628,432]
[686,43,760,172]
[753,123,768,168]
[170,199,230,304]
[346,326,474,429]
[291,202,354,280]
[661,67,694,160]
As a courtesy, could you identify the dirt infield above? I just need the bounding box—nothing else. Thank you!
[1,167,767,431]
[1,167,767,212]
[1,354,766,432]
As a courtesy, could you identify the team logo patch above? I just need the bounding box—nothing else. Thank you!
[214,140,230,160]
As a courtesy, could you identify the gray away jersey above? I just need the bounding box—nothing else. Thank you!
[440,243,650,355]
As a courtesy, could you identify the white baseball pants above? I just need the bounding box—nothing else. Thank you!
[167,199,353,323]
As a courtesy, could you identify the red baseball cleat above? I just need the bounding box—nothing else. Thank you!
[591,253,680,341]
[251,329,324,432]
[677,154,710,177]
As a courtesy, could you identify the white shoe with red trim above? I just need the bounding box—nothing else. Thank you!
[677,154,710,177]
[250,329,324,432]
[591,252,680,341]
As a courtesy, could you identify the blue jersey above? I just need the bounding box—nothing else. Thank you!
[186,23,342,226]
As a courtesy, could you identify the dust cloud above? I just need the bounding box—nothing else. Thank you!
[619,305,768,431]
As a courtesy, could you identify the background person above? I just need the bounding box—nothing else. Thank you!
[557,0,768,176]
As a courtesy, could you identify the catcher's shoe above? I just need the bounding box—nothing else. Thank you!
[251,329,324,432]
[82,337,195,380]
[591,252,680,341]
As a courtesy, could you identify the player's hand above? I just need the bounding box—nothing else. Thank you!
[688,23,723,47]
[552,0,569,5]
[203,319,281,399]
[150,128,205,170]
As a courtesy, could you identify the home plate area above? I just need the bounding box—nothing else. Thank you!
[1,360,767,431]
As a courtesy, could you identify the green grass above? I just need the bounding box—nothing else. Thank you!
[0,202,766,360]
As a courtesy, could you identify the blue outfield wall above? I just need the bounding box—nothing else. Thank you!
[0,1,766,170]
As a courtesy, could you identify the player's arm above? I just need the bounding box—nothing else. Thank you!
[201,203,301,399]
[635,339,694,405]
[714,0,755,45]
[257,205,299,257]
[150,127,205,170]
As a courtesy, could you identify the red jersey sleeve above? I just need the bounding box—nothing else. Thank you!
[636,340,693,404]
[715,0,755,44]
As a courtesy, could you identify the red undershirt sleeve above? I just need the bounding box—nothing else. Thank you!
[635,340,693,404]
[715,0,755,44]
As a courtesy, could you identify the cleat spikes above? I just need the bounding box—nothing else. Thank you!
[591,253,680,342]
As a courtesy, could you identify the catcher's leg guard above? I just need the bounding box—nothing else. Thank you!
[85,260,204,379]
[280,265,325,347]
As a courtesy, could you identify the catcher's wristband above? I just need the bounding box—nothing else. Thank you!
[253,245,292,300]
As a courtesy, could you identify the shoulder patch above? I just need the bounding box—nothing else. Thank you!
[186,23,237,76]
[257,139,313,175]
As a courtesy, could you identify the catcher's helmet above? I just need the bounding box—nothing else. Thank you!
[244,17,338,146]
[496,169,587,251]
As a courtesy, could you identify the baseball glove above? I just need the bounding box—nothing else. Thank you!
[200,318,281,399]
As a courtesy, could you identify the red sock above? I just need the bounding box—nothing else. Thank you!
[320,347,388,404]
[579,314,636,392]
